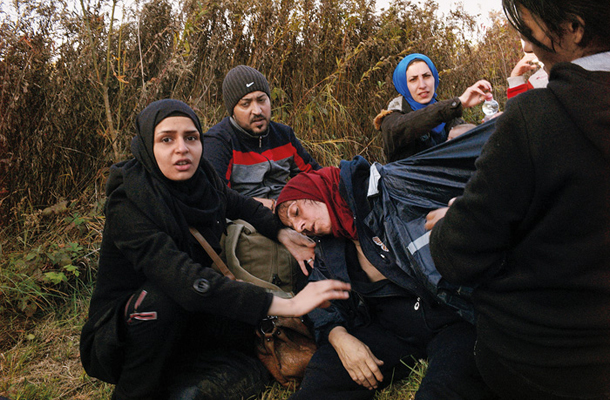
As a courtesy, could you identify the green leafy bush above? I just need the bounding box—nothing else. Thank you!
[0,199,103,316]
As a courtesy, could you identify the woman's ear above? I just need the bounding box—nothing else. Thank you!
[565,15,585,46]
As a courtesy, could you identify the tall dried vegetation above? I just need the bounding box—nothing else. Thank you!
[1,0,521,231]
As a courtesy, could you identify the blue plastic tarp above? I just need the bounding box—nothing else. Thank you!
[375,119,496,323]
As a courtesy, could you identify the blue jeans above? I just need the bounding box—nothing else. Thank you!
[290,295,497,400]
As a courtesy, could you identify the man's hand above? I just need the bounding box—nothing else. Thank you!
[448,123,476,140]
[277,228,316,275]
[425,197,456,231]
[328,327,384,390]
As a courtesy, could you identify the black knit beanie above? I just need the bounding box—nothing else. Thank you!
[222,65,271,116]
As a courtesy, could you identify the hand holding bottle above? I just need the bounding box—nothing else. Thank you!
[458,80,493,108]
[482,96,500,122]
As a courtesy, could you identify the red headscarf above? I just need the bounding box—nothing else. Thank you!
[276,167,357,240]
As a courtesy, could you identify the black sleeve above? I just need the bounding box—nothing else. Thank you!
[381,97,463,161]
[203,130,233,185]
[106,191,273,325]
[220,179,284,241]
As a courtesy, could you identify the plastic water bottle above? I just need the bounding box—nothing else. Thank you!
[482,98,499,121]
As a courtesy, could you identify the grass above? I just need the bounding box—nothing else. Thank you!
[0,290,115,399]
[0,296,427,399]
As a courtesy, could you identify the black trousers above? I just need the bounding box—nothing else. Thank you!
[475,340,610,400]
[290,296,497,400]
[111,283,270,400]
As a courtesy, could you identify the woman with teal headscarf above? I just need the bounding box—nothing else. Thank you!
[374,53,493,162]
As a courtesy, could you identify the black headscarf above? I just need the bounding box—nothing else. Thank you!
[106,99,226,252]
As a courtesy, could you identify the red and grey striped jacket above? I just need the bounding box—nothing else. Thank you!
[203,117,321,199]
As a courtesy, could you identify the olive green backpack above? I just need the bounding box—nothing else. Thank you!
[219,219,298,298]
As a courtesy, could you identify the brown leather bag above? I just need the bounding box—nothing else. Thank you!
[190,227,316,388]
[255,315,317,389]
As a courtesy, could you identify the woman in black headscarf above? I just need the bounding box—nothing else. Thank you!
[80,99,350,400]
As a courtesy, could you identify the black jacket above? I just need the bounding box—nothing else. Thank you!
[379,96,465,162]
[87,161,282,327]
[431,61,610,391]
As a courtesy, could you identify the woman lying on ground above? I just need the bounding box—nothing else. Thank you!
[427,0,610,398]
[80,99,350,400]
[374,53,493,162]
[274,153,498,400]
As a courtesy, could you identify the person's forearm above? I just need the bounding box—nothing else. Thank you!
[267,296,296,317]
[266,280,351,317]
[253,197,275,211]
[226,189,283,240]
[328,325,349,348]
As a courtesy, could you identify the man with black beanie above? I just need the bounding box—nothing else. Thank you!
[203,65,320,295]
[204,65,320,211]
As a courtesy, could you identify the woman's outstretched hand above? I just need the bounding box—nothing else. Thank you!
[459,80,493,109]
[511,53,540,77]
[267,280,351,317]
